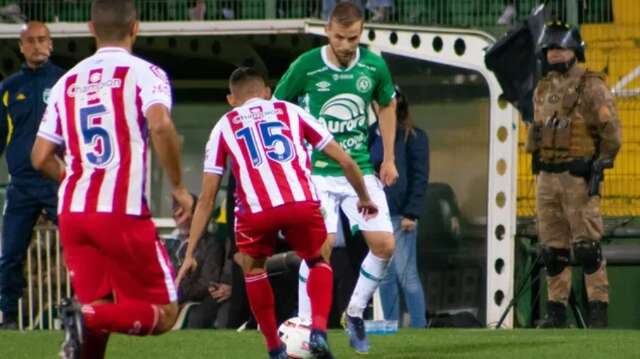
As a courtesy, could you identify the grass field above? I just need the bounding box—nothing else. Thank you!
[2,329,640,359]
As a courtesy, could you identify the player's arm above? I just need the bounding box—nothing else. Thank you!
[32,86,65,182]
[374,58,399,187]
[146,103,192,223]
[176,172,222,285]
[31,137,64,182]
[377,98,398,186]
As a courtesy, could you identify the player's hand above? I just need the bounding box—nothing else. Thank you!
[379,160,399,187]
[209,283,232,303]
[357,198,379,220]
[172,187,193,225]
[176,255,197,287]
[400,217,417,231]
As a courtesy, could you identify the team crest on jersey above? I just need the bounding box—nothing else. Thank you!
[356,75,372,93]
[43,88,51,104]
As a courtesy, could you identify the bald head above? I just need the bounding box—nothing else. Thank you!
[20,21,50,40]
[19,21,52,69]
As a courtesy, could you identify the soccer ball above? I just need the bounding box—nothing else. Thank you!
[278,317,312,359]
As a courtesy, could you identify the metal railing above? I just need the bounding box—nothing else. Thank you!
[0,1,618,29]
[17,224,70,330]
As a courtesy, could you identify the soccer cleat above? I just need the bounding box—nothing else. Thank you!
[341,313,369,354]
[268,344,289,359]
[309,329,335,359]
[59,298,84,359]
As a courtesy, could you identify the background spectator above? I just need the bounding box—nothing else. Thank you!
[0,22,63,330]
[171,193,233,329]
[370,86,429,328]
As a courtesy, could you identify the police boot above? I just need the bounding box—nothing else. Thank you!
[588,301,608,329]
[537,301,567,328]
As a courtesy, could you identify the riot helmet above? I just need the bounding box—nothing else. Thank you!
[538,21,585,62]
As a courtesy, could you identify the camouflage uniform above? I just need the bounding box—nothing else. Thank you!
[526,63,621,326]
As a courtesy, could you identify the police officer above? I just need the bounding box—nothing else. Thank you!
[0,22,63,329]
[525,21,621,329]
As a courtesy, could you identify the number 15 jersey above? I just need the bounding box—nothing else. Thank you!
[204,98,333,215]
[37,47,172,217]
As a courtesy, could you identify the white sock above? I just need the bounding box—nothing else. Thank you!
[297,260,311,323]
[347,252,389,318]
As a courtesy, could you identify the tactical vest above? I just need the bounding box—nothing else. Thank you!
[536,69,602,163]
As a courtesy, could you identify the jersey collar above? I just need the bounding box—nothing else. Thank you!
[96,47,130,55]
[321,45,360,72]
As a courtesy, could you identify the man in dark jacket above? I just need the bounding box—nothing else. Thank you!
[0,22,63,329]
[370,86,429,327]
[171,194,233,329]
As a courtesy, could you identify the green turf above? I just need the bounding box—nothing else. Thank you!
[1,329,640,358]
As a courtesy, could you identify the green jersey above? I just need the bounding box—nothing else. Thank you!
[274,46,395,176]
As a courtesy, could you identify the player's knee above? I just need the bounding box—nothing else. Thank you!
[572,240,603,275]
[152,303,178,335]
[371,235,395,259]
[235,252,266,274]
[541,246,570,277]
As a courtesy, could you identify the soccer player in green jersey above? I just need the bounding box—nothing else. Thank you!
[274,2,397,354]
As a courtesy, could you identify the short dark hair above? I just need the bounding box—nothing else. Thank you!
[229,67,266,95]
[329,2,363,27]
[91,0,137,42]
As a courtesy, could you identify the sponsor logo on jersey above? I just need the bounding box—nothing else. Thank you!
[318,94,367,151]
[316,81,331,92]
[332,73,354,81]
[356,75,372,93]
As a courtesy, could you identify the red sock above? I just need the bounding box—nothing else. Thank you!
[81,330,109,359]
[307,262,333,331]
[244,271,281,352]
[82,302,159,336]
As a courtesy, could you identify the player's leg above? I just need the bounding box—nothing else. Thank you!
[235,212,286,358]
[298,176,339,323]
[82,214,178,338]
[340,175,395,353]
[58,213,112,359]
[284,201,335,359]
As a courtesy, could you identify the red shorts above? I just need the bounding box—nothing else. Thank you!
[59,213,177,305]
[235,201,327,259]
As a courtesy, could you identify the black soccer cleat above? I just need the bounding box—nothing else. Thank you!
[59,298,84,359]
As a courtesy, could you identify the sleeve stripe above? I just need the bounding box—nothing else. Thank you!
[142,99,172,114]
[37,131,64,145]
[315,134,333,151]
[204,166,225,175]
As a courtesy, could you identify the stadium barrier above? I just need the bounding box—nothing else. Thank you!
[0,0,613,34]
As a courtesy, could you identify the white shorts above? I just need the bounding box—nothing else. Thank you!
[312,174,393,235]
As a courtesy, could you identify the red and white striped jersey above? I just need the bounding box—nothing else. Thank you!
[37,47,172,216]
[204,98,332,214]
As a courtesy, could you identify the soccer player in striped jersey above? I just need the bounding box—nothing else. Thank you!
[176,67,378,359]
[31,1,192,358]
